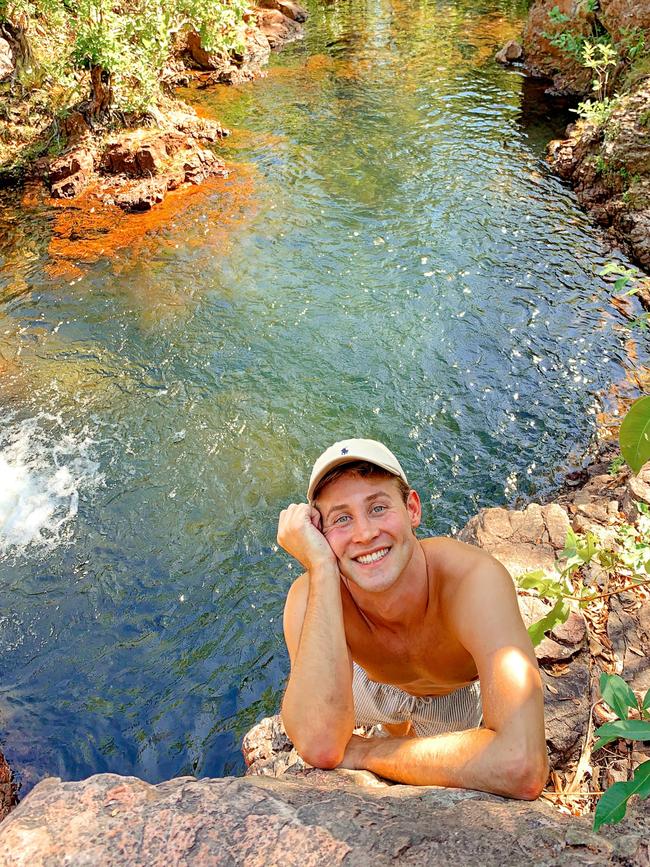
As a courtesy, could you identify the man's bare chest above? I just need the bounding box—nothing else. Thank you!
[344,613,478,696]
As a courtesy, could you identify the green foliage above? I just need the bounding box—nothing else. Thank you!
[527,597,570,646]
[516,512,650,646]
[600,671,639,720]
[594,761,650,831]
[608,455,625,476]
[599,262,639,293]
[619,395,650,475]
[592,673,650,830]
[2,0,252,113]
[575,95,617,126]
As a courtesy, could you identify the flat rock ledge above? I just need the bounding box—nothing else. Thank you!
[0,771,648,866]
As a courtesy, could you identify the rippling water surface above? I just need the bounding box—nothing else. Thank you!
[0,0,646,791]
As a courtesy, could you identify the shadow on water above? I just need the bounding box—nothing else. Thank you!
[516,75,577,156]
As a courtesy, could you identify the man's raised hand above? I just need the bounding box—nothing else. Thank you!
[277,503,337,573]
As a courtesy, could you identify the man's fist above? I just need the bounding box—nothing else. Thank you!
[277,503,338,572]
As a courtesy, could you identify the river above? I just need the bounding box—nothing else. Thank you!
[0,0,646,792]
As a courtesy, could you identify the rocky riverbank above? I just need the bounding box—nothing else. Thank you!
[500,0,650,272]
[0,0,307,211]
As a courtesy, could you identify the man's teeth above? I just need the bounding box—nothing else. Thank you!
[356,548,389,565]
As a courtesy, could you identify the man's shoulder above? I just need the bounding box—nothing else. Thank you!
[285,571,310,607]
[421,535,502,575]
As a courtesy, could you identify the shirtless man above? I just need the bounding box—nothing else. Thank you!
[277,438,549,799]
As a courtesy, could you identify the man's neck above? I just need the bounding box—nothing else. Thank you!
[344,540,430,632]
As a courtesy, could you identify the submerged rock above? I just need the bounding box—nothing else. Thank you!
[495,40,523,65]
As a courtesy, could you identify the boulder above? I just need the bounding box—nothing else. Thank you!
[607,593,650,694]
[542,653,591,770]
[495,40,523,64]
[257,0,308,23]
[185,26,272,81]
[255,7,303,50]
[0,771,648,865]
[458,502,571,577]
[0,37,14,81]
[100,137,169,178]
[49,147,95,199]
[627,462,650,507]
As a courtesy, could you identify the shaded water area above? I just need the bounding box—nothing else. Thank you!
[0,0,647,792]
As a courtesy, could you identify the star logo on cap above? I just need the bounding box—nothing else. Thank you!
[341,447,349,454]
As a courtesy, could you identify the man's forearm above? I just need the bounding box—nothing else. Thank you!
[282,562,354,766]
[344,728,548,800]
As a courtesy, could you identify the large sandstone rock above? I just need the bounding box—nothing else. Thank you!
[458,502,570,577]
[0,771,648,865]
[257,0,308,23]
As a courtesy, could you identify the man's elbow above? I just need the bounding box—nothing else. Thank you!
[504,751,549,800]
[280,708,348,769]
[296,742,346,769]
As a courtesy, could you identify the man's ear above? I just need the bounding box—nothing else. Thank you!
[406,489,421,528]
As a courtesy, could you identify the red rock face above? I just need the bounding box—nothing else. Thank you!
[255,7,303,50]
[599,0,650,41]
[49,148,96,199]
[548,81,650,269]
[523,0,594,94]
[0,750,17,822]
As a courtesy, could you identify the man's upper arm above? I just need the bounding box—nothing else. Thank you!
[282,573,310,668]
[450,548,546,746]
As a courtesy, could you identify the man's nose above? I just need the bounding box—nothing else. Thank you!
[353,514,379,543]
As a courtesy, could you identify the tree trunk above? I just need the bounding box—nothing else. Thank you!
[89,65,113,116]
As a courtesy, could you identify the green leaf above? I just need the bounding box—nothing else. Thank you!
[619,395,650,474]
[527,597,570,647]
[593,760,650,831]
[614,276,630,292]
[576,531,598,563]
[643,688,650,712]
[594,719,650,743]
[516,571,564,599]
[600,673,639,720]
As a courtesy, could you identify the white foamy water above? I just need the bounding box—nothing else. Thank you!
[0,414,101,555]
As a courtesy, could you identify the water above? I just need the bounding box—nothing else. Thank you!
[0,0,646,793]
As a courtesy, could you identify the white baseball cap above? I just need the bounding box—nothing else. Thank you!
[308,438,409,501]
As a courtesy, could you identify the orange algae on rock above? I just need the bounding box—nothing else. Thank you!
[42,162,258,282]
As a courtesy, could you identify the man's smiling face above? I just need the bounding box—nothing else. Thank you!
[315,470,421,593]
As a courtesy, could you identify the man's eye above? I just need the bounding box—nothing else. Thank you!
[372,505,387,513]
[334,514,350,524]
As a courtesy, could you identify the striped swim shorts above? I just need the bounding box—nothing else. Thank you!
[352,663,483,737]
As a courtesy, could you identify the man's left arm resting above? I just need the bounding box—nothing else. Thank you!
[341,560,549,799]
